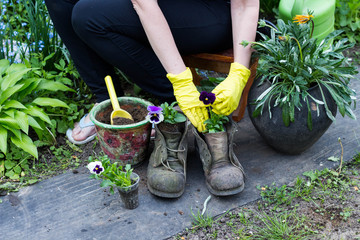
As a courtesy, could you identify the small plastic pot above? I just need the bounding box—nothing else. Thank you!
[117,172,140,209]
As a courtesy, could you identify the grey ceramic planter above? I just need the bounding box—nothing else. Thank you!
[247,81,337,155]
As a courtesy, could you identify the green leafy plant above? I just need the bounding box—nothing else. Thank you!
[242,17,358,129]
[252,210,315,239]
[146,102,186,126]
[260,0,280,19]
[191,208,216,230]
[87,155,136,194]
[159,102,186,124]
[335,0,360,44]
[25,52,93,135]
[199,91,229,133]
[0,0,65,68]
[0,59,71,160]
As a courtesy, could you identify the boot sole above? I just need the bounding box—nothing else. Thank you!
[206,181,245,196]
[147,183,184,199]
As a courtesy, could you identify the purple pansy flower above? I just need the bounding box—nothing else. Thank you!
[199,91,216,105]
[146,105,164,124]
[87,161,104,175]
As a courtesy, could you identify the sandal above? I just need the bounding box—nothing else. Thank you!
[66,114,97,145]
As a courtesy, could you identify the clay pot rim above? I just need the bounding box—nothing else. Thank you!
[90,96,153,130]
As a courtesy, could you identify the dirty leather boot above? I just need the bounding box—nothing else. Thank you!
[147,121,188,198]
[192,119,245,196]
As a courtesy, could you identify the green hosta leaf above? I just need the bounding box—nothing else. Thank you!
[0,116,20,130]
[27,116,43,130]
[11,133,38,159]
[16,78,41,100]
[1,65,31,91]
[2,125,22,140]
[4,109,15,118]
[14,111,29,134]
[32,98,69,108]
[23,105,52,125]
[0,126,7,154]
[2,100,26,110]
[36,80,75,92]
[0,59,10,77]
[0,84,24,105]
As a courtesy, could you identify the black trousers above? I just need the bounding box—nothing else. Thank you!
[45,0,232,102]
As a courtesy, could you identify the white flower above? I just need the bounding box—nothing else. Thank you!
[87,161,104,175]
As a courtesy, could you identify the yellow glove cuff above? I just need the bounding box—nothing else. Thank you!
[229,62,251,80]
[166,68,192,85]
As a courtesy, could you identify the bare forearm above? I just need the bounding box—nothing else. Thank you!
[131,0,186,74]
[231,0,259,68]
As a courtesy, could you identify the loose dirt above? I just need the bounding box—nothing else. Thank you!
[95,103,148,125]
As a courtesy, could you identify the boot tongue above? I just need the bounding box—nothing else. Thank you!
[162,131,182,158]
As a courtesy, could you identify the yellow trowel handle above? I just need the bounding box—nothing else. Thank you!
[105,75,120,111]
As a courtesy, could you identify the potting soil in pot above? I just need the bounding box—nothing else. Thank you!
[93,99,152,166]
[96,104,148,125]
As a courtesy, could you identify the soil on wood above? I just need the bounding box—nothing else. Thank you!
[95,103,148,125]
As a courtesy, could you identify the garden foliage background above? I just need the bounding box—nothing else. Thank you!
[0,0,359,189]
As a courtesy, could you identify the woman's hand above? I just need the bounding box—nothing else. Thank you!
[167,68,208,132]
[211,62,250,116]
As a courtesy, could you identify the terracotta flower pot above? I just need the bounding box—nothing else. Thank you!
[90,97,153,166]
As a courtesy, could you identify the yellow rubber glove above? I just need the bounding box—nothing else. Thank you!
[211,62,251,116]
[167,68,208,132]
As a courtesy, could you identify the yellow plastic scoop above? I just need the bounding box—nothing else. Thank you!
[104,75,133,125]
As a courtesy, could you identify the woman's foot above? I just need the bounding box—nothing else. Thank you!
[66,113,97,145]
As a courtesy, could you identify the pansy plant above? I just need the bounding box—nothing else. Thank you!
[87,155,136,194]
[146,101,186,125]
[199,91,229,133]
[146,105,164,127]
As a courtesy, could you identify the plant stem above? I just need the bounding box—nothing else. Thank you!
[310,20,315,38]
[338,137,344,175]
[291,37,303,62]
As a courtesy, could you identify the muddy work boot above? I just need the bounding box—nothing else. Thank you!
[147,121,188,198]
[192,119,245,196]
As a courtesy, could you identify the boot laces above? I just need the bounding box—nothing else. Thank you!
[160,146,186,173]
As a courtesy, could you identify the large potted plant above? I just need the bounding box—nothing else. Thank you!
[242,14,358,154]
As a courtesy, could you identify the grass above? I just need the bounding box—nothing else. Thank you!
[170,154,360,239]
